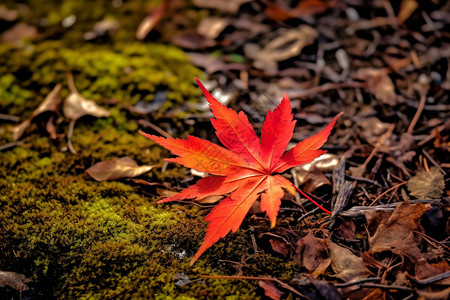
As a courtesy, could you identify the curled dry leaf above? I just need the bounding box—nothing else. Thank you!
[197,17,229,40]
[63,93,110,120]
[328,242,371,282]
[294,232,330,276]
[368,200,430,262]
[0,270,32,292]
[86,157,153,181]
[193,0,251,13]
[407,167,445,199]
[13,84,62,141]
[1,22,38,43]
[245,25,317,75]
[136,1,168,40]
[355,68,398,106]
[258,280,284,300]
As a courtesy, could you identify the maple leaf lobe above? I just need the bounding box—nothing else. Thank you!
[140,79,342,263]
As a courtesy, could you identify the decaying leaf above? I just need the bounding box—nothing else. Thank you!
[368,200,430,262]
[0,270,32,292]
[64,74,110,153]
[63,93,110,120]
[356,68,398,106]
[245,25,317,75]
[136,1,168,40]
[193,0,251,13]
[328,241,372,282]
[197,17,229,40]
[86,157,153,181]
[294,232,330,276]
[141,78,342,263]
[13,84,62,141]
[258,280,284,300]
[407,167,445,199]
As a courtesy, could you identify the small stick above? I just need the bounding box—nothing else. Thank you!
[407,93,427,134]
[201,275,305,298]
[138,119,173,139]
[67,119,77,154]
[422,149,446,175]
[369,181,407,206]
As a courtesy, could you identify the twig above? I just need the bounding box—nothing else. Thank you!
[409,271,450,285]
[0,141,24,151]
[417,119,450,146]
[0,113,20,122]
[339,199,435,218]
[369,181,407,206]
[421,149,446,175]
[334,277,381,288]
[362,124,395,172]
[413,230,450,252]
[67,119,77,154]
[286,82,367,99]
[407,93,427,134]
[353,283,413,292]
[201,275,305,298]
[138,119,173,139]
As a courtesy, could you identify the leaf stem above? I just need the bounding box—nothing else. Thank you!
[293,185,332,215]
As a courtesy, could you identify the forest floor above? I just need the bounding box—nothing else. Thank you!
[0,0,449,299]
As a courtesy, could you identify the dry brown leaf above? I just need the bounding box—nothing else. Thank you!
[368,201,430,262]
[86,157,153,181]
[63,93,110,120]
[397,0,418,23]
[258,280,284,300]
[197,17,229,40]
[416,287,450,300]
[247,25,317,75]
[407,167,445,199]
[269,238,290,257]
[0,270,32,292]
[1,23,38,43]
[13,84,62,141]
[356,68,398,106]
[172,32,216,50]
[136,1,167,40]
[294,232,330,276]
[193,0,251,13]
[328,242,372,282]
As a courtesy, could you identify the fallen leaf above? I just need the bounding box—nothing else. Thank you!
[416,287,450,300]
[13,84,62,141]
[368,201,430,262]
[0,270,32,292]
[356,68,398,106]
[140,78,342,263]
[136,1,168,40]
[328,241,372,282]
[269,238,290,257]
[63,93,110,120]
[294,232,330,276]
[246,25,317,75]
[407,167,445,199]
[193,0,251,13]
[197,17,229,40]
[258,280,284,300]
[0,5,18,22]
[1,23,38,43]
[172,32,216,50]
[86,157,153,181]
[64,74,110,153]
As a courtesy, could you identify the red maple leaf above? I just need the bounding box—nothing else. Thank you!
[140,78,342,263]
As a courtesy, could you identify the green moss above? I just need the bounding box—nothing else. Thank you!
[0,0,299,298]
